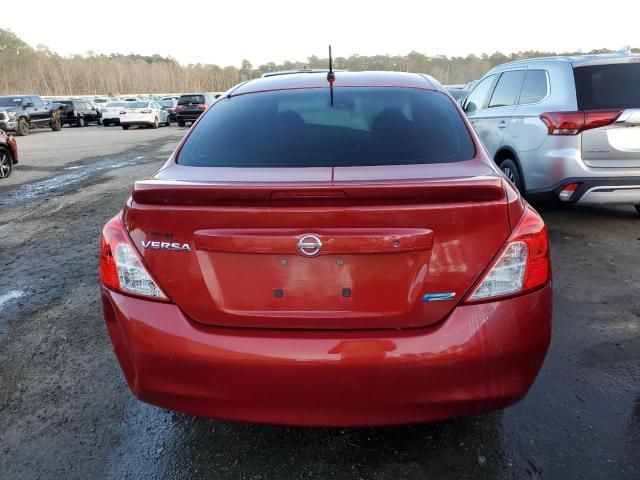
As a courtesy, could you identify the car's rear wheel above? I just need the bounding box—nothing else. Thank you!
[77,116,85,127]
[152,118,159,129]
[16,118,29,136]
[103,120,110,127]
[177,119,185,127]
[122,125,130,130]
[634,204,640,216]
[499,158,523,193]
[50,118,62,131]
[0,148,13,178]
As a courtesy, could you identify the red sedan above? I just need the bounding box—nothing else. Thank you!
[100,71,552,426]
[0,129,18,179]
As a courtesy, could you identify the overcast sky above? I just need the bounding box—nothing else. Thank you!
[2,0,635,67]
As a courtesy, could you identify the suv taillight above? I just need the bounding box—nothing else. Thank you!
[99,215,169,301]
[465,207,550,303]
[176,105,184,111]
[140,109,152,114]
[197,103,208,111]
[540,110,622,135]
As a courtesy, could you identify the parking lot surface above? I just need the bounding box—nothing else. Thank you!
[0,127,638,479]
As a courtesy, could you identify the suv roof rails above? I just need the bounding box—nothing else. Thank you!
[261,68,346,78]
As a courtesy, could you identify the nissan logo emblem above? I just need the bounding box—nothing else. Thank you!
[297,234,323,257]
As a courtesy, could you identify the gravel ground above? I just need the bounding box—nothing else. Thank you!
[0,126,638,479]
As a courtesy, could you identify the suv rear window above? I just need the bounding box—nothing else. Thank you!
[179,95,205,105]
[178,87,475,168]
[574,63,640,110]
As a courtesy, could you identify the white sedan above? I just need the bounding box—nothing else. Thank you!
[119,101,170,130]
[101,102,127,126]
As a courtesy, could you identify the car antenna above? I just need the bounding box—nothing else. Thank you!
[327,45,335,106]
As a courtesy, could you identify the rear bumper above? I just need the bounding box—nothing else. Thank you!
[101,285,552,426]
[526,176,640,205]
[176,112,203,122]
[121,121,154,126]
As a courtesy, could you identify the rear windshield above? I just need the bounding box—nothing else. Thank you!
[160,99,175,106]
[179,95,204,105]
[107,102,125,107]
[125,102,149,109]
[178,88,475,168]
[574,63,640,110]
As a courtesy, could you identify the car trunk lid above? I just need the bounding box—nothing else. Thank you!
[125,163,512,330]
[581,109,640,167]
[574,61,640,168]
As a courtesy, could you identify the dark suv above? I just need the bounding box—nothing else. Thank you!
[175,93,217,127]
[0,95,63,136]
[55,100,101,127]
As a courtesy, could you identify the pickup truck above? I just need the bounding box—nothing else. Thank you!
[0,95,63,136]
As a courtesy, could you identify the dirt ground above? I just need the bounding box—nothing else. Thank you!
[0,125,638,479]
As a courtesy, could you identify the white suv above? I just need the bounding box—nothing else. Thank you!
[462,52,640,213]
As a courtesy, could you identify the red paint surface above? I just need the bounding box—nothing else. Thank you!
[102,285,551,426]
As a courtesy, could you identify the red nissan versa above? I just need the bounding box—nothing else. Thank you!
[99,71,552,426]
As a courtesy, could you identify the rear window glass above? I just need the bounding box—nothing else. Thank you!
[126,102,149,108]
[574,63,640,110]
[178,87,475,168]
[519,70,548,104]
[179,95,204,105]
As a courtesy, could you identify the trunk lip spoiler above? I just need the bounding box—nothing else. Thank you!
[131,176,507,206]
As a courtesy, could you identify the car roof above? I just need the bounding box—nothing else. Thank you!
[490,52,640,71]
[230,71,440,96]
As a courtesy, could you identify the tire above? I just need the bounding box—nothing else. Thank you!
[103,120,110,127]
[152,117,159,129]
[77,116,85,127]
[177,119,185,127]
[0,148,12,179]
[122,125,130,130]
[499,158,524,193]
[16,118,29,136]
[634,205,640,216]
[50,118,62,131]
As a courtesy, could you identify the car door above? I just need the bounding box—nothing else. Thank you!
[153,102,164,122]
[24,96,41,124]
[31,96,50,124]
[462,74,498,154]
[479,70,525,158]
[85,102,98,123]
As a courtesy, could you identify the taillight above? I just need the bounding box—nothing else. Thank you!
[540,110,622,135]
[197,103,208,111]
[176,105,184,111]
[140,109,152,114]
[99,215,168,301]
[120,111,126,115]
[465,208,550,303]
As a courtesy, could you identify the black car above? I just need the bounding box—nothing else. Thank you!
[56,100,101,127]
[175,93,217,127]
[0,95,63,136]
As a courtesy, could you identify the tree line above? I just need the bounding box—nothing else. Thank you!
[1,28,637,96]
